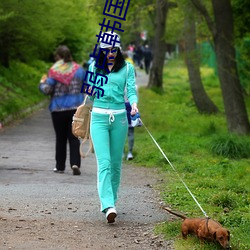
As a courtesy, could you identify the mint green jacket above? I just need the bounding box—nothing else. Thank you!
[87,62,138,110]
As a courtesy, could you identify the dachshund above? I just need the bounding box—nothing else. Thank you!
[162,206,231,249]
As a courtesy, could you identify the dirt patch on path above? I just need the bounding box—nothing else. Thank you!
[0,216,174,250]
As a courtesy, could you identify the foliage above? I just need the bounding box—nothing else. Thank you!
[122,0,155,46]
[128,58,250,249]
[0,60,49,122]
[232,0,250,95]
[165,2,184,44]
[232,0,250,39]
[0,0,99,66]
[236,37,250,95]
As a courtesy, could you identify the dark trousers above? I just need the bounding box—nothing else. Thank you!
[127,127,134,152]
[51,110,80,171]
[125,102,134,153]
[144,59,151,74]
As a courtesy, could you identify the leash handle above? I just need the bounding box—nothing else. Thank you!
[139,118,209,218]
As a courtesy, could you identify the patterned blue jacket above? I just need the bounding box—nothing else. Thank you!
[39,67,85,112]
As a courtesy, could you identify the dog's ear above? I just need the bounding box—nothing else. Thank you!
[213,231,217,240]
[227,230,230,240]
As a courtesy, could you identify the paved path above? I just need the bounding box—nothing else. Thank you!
[135,68,149,88]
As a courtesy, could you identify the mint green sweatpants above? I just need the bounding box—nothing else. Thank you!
[90,111,128,212]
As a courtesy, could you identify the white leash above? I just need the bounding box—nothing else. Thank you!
[139,118,209,218]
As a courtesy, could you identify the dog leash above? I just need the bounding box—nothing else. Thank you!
[139,118,209,218]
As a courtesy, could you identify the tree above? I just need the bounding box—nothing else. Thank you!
[184,1,218,114]
[148,0,177,89]
[190,0,250,134]
[125,0,218,114]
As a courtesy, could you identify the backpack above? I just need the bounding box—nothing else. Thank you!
[72,95,94,158]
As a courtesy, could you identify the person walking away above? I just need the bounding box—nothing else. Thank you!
[143,44,152,74]
[87,31,138,223]
[123,52,137,160]
[134,45,144,69]
[39,45,86,175]
[125,101,135,160]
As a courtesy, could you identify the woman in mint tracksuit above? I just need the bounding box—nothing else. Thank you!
[87,32,138,223]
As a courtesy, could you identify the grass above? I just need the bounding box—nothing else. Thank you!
[0,60,50,123]
[129,58,250,250]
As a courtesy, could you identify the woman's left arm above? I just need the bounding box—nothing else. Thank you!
[126,63,138,115]
[39,77,56,95]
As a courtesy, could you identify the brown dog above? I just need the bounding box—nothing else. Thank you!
[163,207,231,249]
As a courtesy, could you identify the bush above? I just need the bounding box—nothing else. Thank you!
[0,60,49,122]
[210,135,250,159]
[210,191,237,209]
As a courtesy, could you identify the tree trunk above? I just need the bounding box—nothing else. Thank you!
[184,4,218,114]
[148,0,168,89]
[212,0,250,134]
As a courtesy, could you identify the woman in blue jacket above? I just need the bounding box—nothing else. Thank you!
[88,32,138,223]
[39,45,85,176]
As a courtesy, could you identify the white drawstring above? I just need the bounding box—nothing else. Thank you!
[92,107,125,125]
[109,112,115,124]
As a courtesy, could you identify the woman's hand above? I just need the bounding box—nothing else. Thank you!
[40,74,47,83]
[131,103,138,116]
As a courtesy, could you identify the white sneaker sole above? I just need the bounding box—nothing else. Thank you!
[53,168,64,173]
[106,208,117,223]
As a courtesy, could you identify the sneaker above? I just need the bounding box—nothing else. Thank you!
[53,168,64,173]
[105,207,117,223]
[72,165,81,175]
[127,152,133,160]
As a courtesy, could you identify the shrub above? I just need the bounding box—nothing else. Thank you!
[210,135,250,159]
[210,191,237,209]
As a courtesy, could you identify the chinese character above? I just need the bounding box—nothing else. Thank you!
[85,71,108,87]
[96,73,108,86]
[99,18,124,33]
[89,44,111,72]
[96,31,121,48]
[103,0,131,21]
[81,71,108,99]
[81,82,104,99]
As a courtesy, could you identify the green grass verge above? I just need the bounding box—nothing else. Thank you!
[0,60,50,123]
[127,58,250,250]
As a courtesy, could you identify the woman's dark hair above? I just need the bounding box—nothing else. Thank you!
[95,47,126,74]
[54,45,73,63]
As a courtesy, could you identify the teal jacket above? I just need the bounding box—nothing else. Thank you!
[87,62,138,110]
